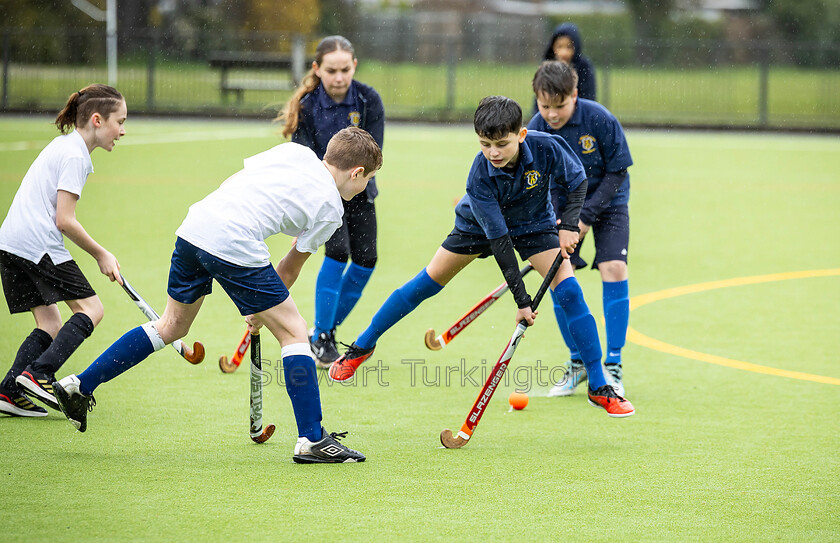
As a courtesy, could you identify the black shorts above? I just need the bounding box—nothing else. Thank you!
[0,251,96,314]
[325,191,377,268]
[571,204,629,270]
[441,228,560,261]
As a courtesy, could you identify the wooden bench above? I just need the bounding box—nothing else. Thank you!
[208,44,306,104]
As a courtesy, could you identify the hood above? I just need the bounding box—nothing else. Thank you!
[543,22,584,61]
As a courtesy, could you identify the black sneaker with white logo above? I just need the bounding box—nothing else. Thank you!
[53,375,96,432]
[293,427,366,464]
[15,367,59,410]
[0,385,48,417]
[310,329,340,368]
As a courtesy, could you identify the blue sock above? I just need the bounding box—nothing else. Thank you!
[603,280,629,366]
[77,326,156,395]
[334,263,375,327]
[356,268,443,350]
[313,256,347,337]
[552,277,606,390]
[551,288,581,361]
[282,347,322,441]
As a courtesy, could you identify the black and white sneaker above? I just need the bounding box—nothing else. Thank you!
[0,386,48,417]
[52,375,96,432]
[310,329,340,369]
[293,427,366,464]
[15,367,59,410]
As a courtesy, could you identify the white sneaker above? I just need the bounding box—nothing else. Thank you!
[548,360,587,397]
[604,364,625,397]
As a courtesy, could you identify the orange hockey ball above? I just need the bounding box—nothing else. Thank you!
[508,391,528,410]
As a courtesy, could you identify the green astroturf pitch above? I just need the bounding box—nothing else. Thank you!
[1,117,838,541]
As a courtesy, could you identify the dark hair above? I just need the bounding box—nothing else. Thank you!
[276,35,355,138]
[55,84,124,134]
[532,61,578,100]
[473,96,522,140]
[324,127,383,174]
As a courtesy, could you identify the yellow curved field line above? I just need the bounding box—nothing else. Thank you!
[626,268,840,386]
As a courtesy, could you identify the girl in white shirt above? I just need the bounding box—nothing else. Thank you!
[0,84,126,417]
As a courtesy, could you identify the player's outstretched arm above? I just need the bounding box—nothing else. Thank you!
[274,246,310,289]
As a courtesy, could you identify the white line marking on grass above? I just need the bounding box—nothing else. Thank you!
[0,128,274,152]
[120,128,273,146]
[0,141,41,151]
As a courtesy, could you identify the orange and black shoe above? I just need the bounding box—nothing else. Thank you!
[328,343,375,382]
[588,384,635,418]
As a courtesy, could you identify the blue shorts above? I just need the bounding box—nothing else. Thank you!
[571,204,629,270]
[441,228,560,261]
[167,237,289,316]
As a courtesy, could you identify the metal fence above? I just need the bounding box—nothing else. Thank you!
[2,27,839,130]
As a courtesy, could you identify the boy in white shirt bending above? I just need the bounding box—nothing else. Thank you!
[53,127,382,464]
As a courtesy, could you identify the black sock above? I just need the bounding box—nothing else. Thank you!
[2,328,53,389]
[30,313,95,375]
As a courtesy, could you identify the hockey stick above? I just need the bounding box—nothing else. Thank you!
[120,275,205,364]
[425,264,533,350]
[219,329,250,373]
[440,253,565,449]
[249,332,275,443]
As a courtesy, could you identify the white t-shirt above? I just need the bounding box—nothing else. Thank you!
[176,143,344,268]
[0,130,93,264]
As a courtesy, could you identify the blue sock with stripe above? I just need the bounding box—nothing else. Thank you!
[551,277,606,390]
[282,345,322,441]
[334,263,375,327]
[77,324,162,395]
[313,256,347,337]
[603,280,629,366]
[356,268,443,350]
[551,292,581,361]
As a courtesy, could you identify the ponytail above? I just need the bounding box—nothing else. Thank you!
[278,70,321,139]
[275,35,356,139]
[55,84,124,134]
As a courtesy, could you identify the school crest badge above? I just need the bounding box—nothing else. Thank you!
[524,170,541,189]
[579,135,597,154]
[348,111,361,126]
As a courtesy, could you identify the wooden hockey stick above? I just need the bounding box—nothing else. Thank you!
[120,275,205,364]
[425,264,534,350]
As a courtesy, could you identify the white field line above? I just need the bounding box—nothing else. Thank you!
[0,127,275,152]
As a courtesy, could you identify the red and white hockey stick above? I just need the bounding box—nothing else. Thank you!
[120,275,205,364]
[219,329,250,373]
[424,264,533,350]
[440,254,564,449]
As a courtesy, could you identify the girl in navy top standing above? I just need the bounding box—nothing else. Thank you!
[276,36,385,367]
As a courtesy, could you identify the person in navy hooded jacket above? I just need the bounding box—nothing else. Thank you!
[543,22,597,101]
